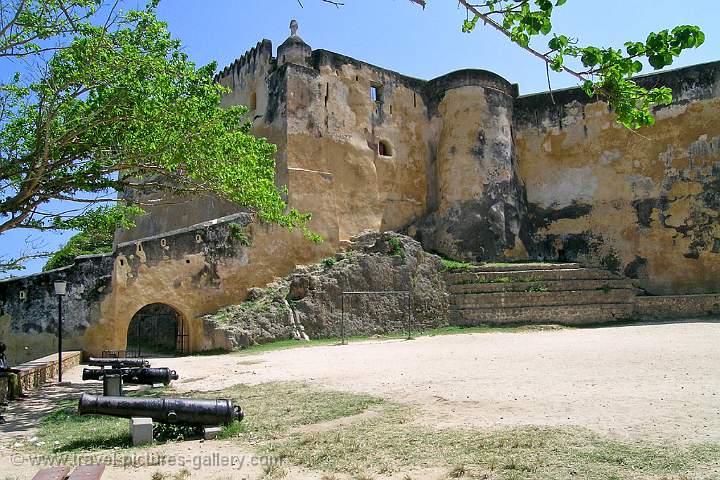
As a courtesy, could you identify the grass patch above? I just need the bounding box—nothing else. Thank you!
[481,261,568,267]
[456,275,542,285]
[262,406,720,479]
[211,382,383,442]
[230,323,574,357]
[34,382,383,452]
[441,258,475,271]
[387,238,406,259]
[423,325,567,336]
[38,399,131,452]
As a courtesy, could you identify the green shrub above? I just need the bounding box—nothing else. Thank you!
[229,222,251,246]
[387,238,405,259]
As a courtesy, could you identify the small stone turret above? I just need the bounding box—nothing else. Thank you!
[278,19,311,67]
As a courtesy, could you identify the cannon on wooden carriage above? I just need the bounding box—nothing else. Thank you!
[78,393,244,426]
[82,367,178,385]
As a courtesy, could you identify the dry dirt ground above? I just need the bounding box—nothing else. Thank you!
[1,320,719,479]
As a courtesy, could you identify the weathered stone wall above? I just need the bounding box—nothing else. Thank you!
[414,70,526,261]
[5,36,718,362]
[16,351,82,391]
[115,35,720,298]
[514,61,720,294]
[1,213,335,360]
[0,254,114,365]
[285,51,429,240]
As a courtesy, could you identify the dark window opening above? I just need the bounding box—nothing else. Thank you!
[249,91,257,111]
[371,84,383,103]
[325,82,329,107]
[378,140,393,157]
[413,93,417,108]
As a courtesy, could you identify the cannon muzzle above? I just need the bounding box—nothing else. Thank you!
[82,367,178,385]
[78,393,244,426]
[88,358,151,368]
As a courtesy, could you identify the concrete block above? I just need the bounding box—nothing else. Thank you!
[103,375,123,396]
[203,426,221,440]
[130,417,153,446]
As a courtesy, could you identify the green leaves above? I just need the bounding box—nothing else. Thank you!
[44,206,143,271]
[0,0,319,266]
[457,1,705,129]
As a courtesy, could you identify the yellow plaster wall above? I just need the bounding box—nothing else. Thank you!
[82,221,335,357]
[285,62,429,241]
[516,97,720,294]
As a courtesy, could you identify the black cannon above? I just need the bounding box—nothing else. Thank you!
[82,367,178,385]
[87,358,151,368]
[78,393,244,426]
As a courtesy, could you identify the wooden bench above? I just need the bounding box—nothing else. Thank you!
[31,464,105,480]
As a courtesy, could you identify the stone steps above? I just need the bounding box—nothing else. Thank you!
[444,263,637,326]
[448,278,633,294]
[451,289,636,309]
[444,268,619,285]
[455,262,582,272]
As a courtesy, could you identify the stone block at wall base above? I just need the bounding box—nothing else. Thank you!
[634,294,720,321]
[203,426,221,440]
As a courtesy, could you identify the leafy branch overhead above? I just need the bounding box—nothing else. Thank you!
[454,0,704,129]
[0,0,319,272]
[324,0,705,129]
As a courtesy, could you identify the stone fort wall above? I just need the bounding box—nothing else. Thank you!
[1,33,717,361]
[1,213,334,364]
[515,62,720,294]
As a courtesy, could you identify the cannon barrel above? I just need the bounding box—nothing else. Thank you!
[82,367,179,385]
[78,393,244,426]
[87,358,150,368]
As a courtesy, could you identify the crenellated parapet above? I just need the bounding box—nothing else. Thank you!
[215,39,273,83]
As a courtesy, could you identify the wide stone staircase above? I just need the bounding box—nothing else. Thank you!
[444,263,639,326]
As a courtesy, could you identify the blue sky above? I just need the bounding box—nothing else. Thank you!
[2,0,718,276]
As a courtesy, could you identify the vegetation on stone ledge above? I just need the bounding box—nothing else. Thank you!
[209,285,290,326]
[228,222,252,247]
[387,237,406,259]
[441,258,476,271]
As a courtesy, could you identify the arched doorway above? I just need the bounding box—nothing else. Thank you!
[126,303,188,357]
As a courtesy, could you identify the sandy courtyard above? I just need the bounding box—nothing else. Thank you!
[1,320,719,479]
[67,320,720,442]
[161,320,720,443]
